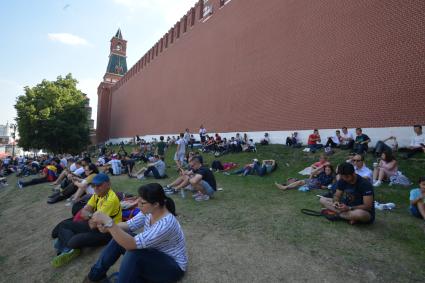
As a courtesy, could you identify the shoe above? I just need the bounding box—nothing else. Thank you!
[17,180,23,189]
[65,199,75,207]
[223,172,230,176]
[192,192,202,198]
[373,180,382,187]
[163,186,173,193]
[195,194,210,202]
[137,175,146,180]
[165,189,178,195]
[48,192,61,199]
[51,249,81,268]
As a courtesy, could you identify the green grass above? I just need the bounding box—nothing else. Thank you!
[1,144,424,282]
[111,145,425,280]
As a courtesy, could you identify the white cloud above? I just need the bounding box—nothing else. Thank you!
[47,33,90,46]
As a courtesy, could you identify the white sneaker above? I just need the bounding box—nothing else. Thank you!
[373,181,382,187]
[195,194,210,202]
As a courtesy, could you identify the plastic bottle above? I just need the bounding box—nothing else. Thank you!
[180,189,186,199]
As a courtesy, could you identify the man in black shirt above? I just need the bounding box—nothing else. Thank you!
[353,128,371,154]
[320,162,375,224]
[189,156,216,202]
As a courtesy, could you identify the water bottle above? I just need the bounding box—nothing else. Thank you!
[180,189,186,199]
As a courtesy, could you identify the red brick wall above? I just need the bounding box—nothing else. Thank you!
[102,0,425,140]
[96,83,112,143]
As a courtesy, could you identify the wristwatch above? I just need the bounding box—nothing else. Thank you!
[103,219,114,228]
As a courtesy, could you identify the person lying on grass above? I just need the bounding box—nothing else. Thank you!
[227,159,276,177]
[50,173,122,268]
[409,176,425,220]
[319,162,375,225]
[275,165,335,191]
[83,183,187,283]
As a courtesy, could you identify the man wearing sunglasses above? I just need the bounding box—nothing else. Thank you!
[352,154,373,183]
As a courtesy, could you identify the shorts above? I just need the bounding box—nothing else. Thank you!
[410,205,424,219]
[306,178,321,190]
[190,180,215,196]
[174,152,185,162]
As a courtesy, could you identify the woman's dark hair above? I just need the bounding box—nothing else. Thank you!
[418,176,425,184]
[324,164,334,175]
[382,149,395,162]
[138,183,176,216]
[87,163,99,174]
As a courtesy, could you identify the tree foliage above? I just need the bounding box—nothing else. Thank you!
[15,74,90,154]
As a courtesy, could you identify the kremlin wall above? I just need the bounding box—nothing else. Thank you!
[96,0,425,146]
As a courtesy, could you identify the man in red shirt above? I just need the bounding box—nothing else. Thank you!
[308,129,323,153]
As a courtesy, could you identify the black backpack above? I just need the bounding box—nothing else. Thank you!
[211,160,224,171]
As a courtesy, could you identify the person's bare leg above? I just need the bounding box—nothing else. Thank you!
[131,167,146,177]
[52,170,66,185]
[339,209,371,224]
[378,168,385,182]
[274,182,287,191]
[275,180,304,191]
[174,176,190,190]
[287,180,305,189]
[320,197,338,212]
[372,167,378,181]
[168,175,187,188]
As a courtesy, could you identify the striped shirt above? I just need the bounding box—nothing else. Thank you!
[127,212,188,271]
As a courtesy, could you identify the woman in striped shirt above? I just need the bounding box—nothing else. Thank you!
[85,183,187,283]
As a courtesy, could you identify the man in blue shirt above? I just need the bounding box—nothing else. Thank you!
[409,176,425,219]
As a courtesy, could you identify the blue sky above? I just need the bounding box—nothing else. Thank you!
[0,0,198,127]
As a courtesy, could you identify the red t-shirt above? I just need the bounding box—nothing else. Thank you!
[308,134,320,145]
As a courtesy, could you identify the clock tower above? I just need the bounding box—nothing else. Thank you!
[103,29,128,83]
[97,28,128,143]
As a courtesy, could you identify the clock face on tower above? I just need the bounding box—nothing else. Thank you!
[115,43,122,51]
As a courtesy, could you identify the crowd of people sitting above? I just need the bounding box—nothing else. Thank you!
[0,124,424,281]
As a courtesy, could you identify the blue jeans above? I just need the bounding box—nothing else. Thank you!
[144,166,162,179]
[308,144,323,152]
[88,239,184,283]
[353,143,368,154]
[231,167,252,176]
[253,162,266,176]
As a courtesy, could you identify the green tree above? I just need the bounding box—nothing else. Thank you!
[15,74,90,154]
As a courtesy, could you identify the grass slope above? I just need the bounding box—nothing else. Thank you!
[0,145,424,282]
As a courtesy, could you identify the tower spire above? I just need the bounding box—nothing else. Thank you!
[115,28,123,39]
[103,29,128,84]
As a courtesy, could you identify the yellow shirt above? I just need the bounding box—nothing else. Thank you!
[87,188,122,224]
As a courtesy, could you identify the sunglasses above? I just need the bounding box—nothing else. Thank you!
[352,159,362,162]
